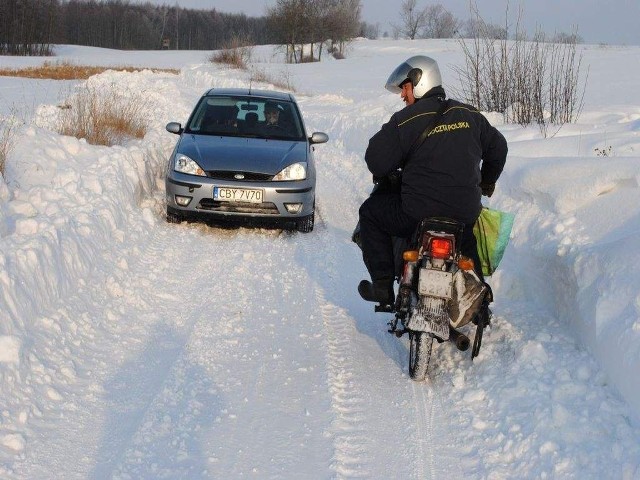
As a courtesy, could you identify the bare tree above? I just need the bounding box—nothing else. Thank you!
[360,21,380,40]
[267,0,361,63]
[394,0,428,40]
[306,0,335,61]
[267,0,307,63]
[325,0,361,57]
[461,18,507,40]
[422,4,459,39]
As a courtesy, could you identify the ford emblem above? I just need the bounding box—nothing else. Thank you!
[234,173,245,180]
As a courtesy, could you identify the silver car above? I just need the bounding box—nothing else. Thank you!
[165,88,328,232]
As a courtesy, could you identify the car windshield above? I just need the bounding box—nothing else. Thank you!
[185,95,306,141]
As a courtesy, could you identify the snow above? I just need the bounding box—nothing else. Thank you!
[1,39,640,478]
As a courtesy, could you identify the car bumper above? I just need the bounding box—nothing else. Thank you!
[165,172,315,220]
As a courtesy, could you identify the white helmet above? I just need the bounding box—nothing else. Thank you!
[384,55,442,99]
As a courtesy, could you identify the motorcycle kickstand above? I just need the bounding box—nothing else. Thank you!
[471,319,484,359]
[471,304,490,360]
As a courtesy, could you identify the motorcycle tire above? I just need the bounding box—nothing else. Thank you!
[408,331,433,381]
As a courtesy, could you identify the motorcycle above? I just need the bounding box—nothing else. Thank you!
[353,176,492,381]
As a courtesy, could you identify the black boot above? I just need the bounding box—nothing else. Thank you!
[358,278,394,305]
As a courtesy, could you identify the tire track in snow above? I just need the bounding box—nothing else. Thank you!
[411,382,432,480]
[412,364,468,480]
[317,292,371,477]
[410,381,462,480]
[293,222,372,478]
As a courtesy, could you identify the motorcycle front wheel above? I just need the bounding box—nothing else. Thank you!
[408,331,433,381]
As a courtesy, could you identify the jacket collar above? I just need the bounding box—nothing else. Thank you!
[416,85,446,102]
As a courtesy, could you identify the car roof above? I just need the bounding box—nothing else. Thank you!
[203,88,295,103]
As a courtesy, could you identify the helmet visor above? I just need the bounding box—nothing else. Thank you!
[384,61,413,94]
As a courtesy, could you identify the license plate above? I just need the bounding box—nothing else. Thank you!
[418,269,453,299]
[214,186,263,203]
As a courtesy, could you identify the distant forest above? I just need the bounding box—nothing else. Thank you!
[0,0,370,56]
[0,0,275,54]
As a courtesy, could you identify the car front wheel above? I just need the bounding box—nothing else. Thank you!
[166,209,183,224]
[296,212,314,233]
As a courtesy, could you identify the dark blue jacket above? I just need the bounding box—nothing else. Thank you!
[365,89,507,224]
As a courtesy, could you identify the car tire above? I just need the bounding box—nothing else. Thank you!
[296,212,314,233]
[166,210,183,224]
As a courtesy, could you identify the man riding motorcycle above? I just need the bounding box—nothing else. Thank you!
[358,55,508,306]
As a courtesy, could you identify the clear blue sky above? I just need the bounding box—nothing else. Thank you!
[143,0,640,46]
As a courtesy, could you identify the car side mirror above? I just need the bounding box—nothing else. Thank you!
[309,132,329,145]
[166,122,183,134]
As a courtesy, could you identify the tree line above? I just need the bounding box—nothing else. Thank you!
[1,0,276,54]
[393,0,583,44]
[0,0,371,57]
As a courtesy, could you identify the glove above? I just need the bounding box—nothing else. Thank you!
[480,182,495,197]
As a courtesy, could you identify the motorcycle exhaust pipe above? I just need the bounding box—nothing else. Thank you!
[449,327,470,351]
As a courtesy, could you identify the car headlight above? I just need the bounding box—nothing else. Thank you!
[174,154,206,176]
[273,162,307,181]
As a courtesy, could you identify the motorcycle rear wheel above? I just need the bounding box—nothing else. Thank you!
[408,331,433,381]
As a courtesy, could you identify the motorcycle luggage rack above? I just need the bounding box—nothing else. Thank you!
[416,217,464,239]
[412,217,465,255]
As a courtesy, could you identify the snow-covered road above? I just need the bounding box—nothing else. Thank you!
[2,40,640,478]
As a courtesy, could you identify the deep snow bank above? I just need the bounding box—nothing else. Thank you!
[495,155,640,421]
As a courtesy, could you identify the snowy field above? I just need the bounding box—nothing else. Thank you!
[1,39,640,479]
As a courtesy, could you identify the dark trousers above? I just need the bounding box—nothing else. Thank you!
[359,194,416,282]
[358,193,484,282]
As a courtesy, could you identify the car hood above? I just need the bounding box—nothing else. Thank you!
[177,134,308,175]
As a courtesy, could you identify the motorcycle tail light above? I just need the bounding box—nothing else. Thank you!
[430,238,452,259]
[403,250,419,262]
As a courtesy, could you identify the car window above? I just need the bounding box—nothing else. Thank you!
[187,99,239,135]
[186,96,306,141]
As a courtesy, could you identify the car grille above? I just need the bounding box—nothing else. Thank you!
[206,171,273,181]
[198,199,280,215]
